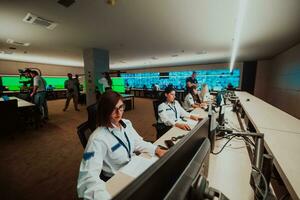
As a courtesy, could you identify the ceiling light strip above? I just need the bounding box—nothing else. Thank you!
[229,0,247,72]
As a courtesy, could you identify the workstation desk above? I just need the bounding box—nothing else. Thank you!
[106,103,254,200]
[236,91,300,200]
[0,96,35,108]
[0,96,39,131]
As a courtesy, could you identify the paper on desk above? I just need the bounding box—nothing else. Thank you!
[185,118,198,128]
[120,155,158,178]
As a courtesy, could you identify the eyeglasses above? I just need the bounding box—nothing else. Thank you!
[113,104,126,113]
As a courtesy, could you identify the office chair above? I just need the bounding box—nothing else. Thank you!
[0,99,18,133]
[152,100,172,139]
[77,121,92,148]
[87,102,98,132]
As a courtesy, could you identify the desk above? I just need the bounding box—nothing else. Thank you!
[0,96,35,107]
[236,91,300,200]
[121,94,134,110]
[207,106,254,200]
[2,89,68,100]
[128,88,186,101]
[0,96,38,130]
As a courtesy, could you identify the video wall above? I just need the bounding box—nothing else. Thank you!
[121,68,240,91]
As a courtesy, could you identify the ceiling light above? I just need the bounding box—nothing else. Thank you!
[107,0,116,6]
[229,0,247,72]
[7,39,30,46]
[196,51,207,55]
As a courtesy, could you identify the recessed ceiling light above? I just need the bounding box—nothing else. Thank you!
[196,51,207,55]
[7,39,30,46]
[120,60,126,63]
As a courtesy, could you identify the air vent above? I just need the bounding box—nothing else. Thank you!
[23,13,58,30]
[7,39,30,46]
[57,0,75,8]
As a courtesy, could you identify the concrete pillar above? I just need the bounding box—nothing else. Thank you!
[83,48,109,106]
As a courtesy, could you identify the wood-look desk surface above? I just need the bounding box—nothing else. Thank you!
[0,96,35,108]
[236,91,300,200]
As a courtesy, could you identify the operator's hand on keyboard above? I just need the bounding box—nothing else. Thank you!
[190,115,202,121]
[175,123,191,131]
[155,147,167,157]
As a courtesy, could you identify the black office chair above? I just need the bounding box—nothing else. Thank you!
[0,99,18,133]
[77,121,92,148]
[152,100,172,139]
[87,102,98,132]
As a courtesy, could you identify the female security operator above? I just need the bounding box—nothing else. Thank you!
[77,91,166,199]
[157,86,202,132]
[183,85,207,111]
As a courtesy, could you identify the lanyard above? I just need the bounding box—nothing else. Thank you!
[166,102,178,119]
[108,128,131,159]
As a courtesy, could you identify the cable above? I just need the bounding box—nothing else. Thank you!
[279,193,290,200]
[225,145,246,149]
[252,165,268,200]
[212,135,238,155]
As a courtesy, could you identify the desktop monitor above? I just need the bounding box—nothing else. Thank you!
[216,92,225,126]
[208,109,217,152]
[112,117,211,200]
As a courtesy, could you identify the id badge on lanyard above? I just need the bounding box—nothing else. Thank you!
[167,103,178,119]
[108,128,131,159]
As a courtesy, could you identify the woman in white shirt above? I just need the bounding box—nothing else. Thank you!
[157,86,201,132]
[183,85,206,111]
[199,83,210,103]
[77,91,166,200]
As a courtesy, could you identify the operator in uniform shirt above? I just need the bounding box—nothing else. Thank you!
[183,85,207,112]
[77,91,166,200]
[157,86,202,132]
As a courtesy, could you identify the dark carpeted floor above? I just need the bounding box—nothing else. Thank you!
[0,97,156,199]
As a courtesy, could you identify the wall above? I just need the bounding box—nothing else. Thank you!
[255,43,300,119]
[0,59,84,76]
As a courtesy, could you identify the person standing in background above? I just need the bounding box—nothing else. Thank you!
[63,73,79,111]
[186,71,198,92]
[30,70,49,120]
[74,74,81,103]
[98,72,112,93]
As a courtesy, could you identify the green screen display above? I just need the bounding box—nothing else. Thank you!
[44,77,68,89]
[112,77,125,93]
[1,76,68,91]
[2,76,31,91]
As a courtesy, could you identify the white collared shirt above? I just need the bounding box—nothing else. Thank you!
[183,93,195,111]
[157,100,191,126]
[33,75,46,92]
[77,119,157,200]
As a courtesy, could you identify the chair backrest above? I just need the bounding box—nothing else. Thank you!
[87,102,98,132]
[77,121,92,148]
[152,100,160,121]
[0,99,18,133]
